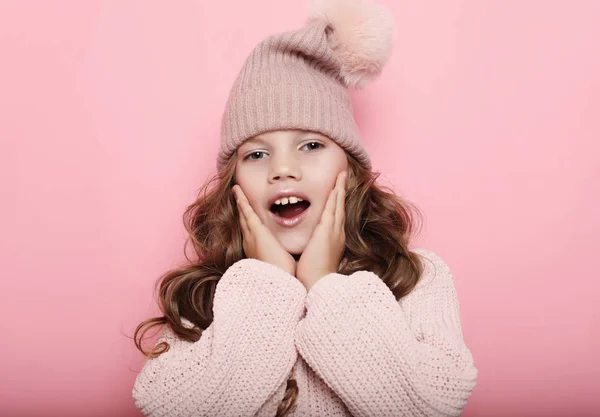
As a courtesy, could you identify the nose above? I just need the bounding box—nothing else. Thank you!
[268,153,302,183]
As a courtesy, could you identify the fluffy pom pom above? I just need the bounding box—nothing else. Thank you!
[308,0,395,88]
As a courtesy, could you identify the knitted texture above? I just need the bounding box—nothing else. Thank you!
[218,20,369,171]
[132,249,477,416]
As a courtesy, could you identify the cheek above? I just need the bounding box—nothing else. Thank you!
[235,170,263,212]
[307,179,336,218]
[314,149,348,185]
[309,158,348,203]
[243,191,270,224]
[240,185,262,210]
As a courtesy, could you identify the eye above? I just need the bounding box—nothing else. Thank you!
[301,142,323,151]
[244,151,267,160]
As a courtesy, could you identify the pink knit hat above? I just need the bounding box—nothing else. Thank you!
[218,0,396,170]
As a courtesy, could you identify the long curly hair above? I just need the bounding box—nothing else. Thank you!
[133,152,424,416]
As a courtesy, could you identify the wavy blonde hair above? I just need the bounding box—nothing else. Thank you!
[134,152,424,416]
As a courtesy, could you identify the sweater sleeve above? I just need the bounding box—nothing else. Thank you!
[294,249,477,417]
[132,258,307,417]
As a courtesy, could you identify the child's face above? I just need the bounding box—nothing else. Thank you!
[235,129,349,255]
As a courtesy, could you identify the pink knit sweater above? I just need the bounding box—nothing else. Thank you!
[132,248,477,416]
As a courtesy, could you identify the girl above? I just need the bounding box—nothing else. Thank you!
[132,0,477,416]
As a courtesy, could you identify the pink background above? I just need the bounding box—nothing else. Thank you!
[1,0,599,416]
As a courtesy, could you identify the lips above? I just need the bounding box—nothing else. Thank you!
[267,190,311,228]
[268,206,309,227]
[267,190,311,208]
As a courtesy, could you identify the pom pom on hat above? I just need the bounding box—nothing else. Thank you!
[308,0,396,88]
[218,0,394,170]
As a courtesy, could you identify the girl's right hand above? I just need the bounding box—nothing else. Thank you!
[232,185,297,277]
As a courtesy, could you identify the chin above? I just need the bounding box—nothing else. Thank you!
[278,235,309,256]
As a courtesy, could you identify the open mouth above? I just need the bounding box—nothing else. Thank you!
[269,196,311,227]
[270,197,311,218]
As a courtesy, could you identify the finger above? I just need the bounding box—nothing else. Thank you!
[238,202,250,236]
[232,184,242,204]
[335,172,347,233]
[324,173,345,224]
[233,186,262,230]
[332,171,344,221]
[233,186,250,235]
[320,188,337,227]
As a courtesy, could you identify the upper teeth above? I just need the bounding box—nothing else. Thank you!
[274,196,304,205]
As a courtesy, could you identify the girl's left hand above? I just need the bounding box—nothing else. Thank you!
[296,171,348,291]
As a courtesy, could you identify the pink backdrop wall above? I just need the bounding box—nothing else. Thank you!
[1,1,599,416]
